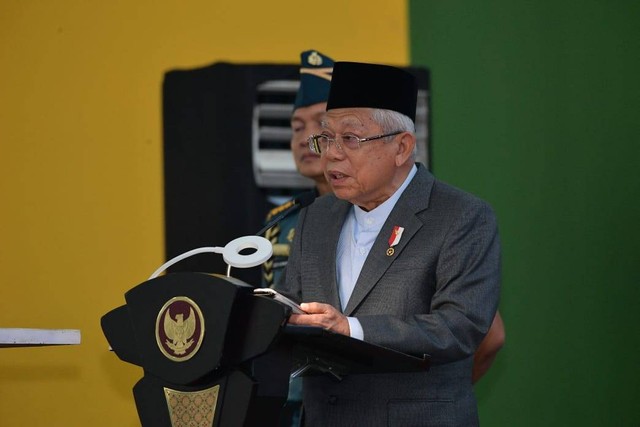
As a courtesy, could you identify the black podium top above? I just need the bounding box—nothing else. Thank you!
[284,325,429,378]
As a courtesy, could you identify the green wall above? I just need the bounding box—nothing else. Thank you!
[409,1,639,425]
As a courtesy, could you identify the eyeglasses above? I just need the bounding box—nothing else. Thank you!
[308,130,403,155]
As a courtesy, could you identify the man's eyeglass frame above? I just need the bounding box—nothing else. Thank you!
[308,130,403,155]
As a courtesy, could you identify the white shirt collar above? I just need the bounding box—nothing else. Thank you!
[352,164,418,230]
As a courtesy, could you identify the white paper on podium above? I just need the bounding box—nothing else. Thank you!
[253,288,307,314]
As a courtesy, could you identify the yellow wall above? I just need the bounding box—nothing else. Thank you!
[0,1,408,425]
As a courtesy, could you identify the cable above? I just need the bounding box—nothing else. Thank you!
[148,247,224,280]
[147,235,273,280]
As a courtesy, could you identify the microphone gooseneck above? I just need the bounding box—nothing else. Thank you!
[255,190,317,236]
[294,190,317,210]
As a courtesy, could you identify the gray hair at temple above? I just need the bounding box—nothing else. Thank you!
[371,109,417,157]
[372,109,415,134]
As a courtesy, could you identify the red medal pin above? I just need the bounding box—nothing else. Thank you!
[386,226,404,256]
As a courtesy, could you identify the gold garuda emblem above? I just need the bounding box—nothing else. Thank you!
[156,296,205,362]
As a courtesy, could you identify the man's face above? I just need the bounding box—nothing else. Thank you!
[320,108,402,211]
[290,102,327,180]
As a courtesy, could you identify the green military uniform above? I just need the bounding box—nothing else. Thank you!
[262,203,300,288]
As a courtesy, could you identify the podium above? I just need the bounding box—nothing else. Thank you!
[102,272,429,427]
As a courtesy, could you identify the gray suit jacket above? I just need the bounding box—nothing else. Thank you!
[276,164,501,426]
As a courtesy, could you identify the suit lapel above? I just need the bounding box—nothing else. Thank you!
[344,165,434,315]
[317,197,352,310]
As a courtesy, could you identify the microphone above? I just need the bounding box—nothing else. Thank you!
[148,191,316,280]
[256,190,317,236]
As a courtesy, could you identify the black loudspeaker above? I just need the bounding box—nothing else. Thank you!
[163,63,298,285]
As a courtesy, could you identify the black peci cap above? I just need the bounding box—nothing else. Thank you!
[327,61,418,122]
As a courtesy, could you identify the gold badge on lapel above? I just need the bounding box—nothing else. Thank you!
[386,225,404,257]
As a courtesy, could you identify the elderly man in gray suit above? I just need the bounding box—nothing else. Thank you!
[275,61,501,426]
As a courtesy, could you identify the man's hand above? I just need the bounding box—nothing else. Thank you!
[288,302,351,336]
